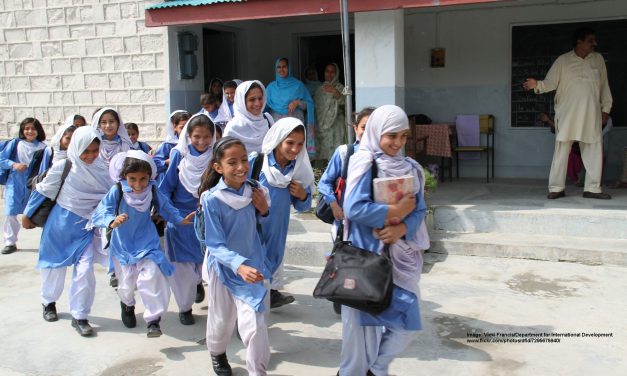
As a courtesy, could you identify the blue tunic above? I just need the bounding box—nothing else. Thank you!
[203,179,269,311]
[251,151,312,281]
[37,146,54,175]
[158,146,203,263]
[91,181,184,276]
[343,161,427,330]
[0,139,42,215]
[130,141,151,154]
[153,142,175,176]
[318,142,360,226]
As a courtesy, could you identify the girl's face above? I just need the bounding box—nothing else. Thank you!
[174,120,186,136]
[99,113,119,140]
[224,87,236,104]
[245,87,264,116]
[127,128,138,144]
[80,141,100,164]
[22,123,38,142]
[276,60,289,78]
[214,144,249,189]
[276,131,305,163]
[379,130,409,156]
[60,130,74,151]
[190,126,213,152]
[73,118,86,127]
[324,64,336,82]
[126,171,150,193]
[202,103,218,113]
[354,115,369,140]
[211,82,222,95]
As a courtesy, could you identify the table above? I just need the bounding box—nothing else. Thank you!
[414,123,455,182]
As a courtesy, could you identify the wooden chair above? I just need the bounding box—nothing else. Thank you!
[453,114,495,182]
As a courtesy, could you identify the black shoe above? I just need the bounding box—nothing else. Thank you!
[120,302,136,328]
[179,309,195,325]
[547,191,565,199]
[1,244,17,254]
[147,320,162,338]
[583,191,611,200]
[211,353,233,376]
[367,370,375,376]
[195,283,205,303]
[71,318,94,336]
[109,273,118,288]
[42,302,58,322]
[270,289,295,309]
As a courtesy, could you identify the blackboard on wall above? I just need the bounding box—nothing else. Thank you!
[511,19,627,128]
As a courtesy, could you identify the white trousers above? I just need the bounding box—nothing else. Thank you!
[3,215,20,246]
[40,242,96,320]
[339,306,415,376]
[206,267,270,376]
[117,259,170,323]
[270,263,285,290]
[549,140,603,193]
[168,261,202,312]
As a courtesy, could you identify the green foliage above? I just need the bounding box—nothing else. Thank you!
[424,169,437,192]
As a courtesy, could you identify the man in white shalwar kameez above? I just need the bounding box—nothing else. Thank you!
[524,27,613,200]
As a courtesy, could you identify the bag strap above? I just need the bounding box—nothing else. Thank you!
[335,159,378,243]
[114,182,123,216]
[150,185,159,215]
[53,160,72,202]
[340,143,354,181]
[263,113,272,128]
[251,152,264,182]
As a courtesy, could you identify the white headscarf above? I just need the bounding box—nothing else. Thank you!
[91,107,132,165]
[37,127,114,220]
[109,150,157,212]
[17,139,45,165]
[223,80,274,154]
[214,82,240,124]
[165,110,187,145]
[175,113,216,198]
[50,116,76,162]
[260,117,315,189]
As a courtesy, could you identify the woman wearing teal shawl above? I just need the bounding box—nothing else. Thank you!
[266,58,316,157]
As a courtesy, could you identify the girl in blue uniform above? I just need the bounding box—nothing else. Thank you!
[23,126,113,336]
[252,117,314,308]
[92,150,193,337]
[91,107,131,167]
[199,136,271,376]
[153,110,190,177]
[340,105,428,375]
[126,123,152,154]
[159,113,215,325]
[0,118,46,254]
[35,116,77,176]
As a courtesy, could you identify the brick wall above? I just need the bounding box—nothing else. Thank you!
[0,0,166,142]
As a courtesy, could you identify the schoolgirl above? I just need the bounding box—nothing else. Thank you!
[199,93,221,121]
[91,107,132,166]
[223,80,274,154]
[92,151,193,337]
[22,126,114,336]
[199,136,271,376]
[158,113,215,325]
[253,117,314,308]
[340,105,428,375]
[153,110,191,177]
[0,118,46,254]
[72,114,87,127]
[35,116,77,175]
[126,122,152,154]
[213,80,239,127]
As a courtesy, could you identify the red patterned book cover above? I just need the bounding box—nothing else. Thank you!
[373,175,415,204]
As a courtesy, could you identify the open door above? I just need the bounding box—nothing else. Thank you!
[203,28,237,92]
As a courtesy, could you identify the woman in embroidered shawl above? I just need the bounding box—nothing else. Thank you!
[314,63,346,161]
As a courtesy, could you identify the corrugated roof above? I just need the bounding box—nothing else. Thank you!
[146,0,245,11]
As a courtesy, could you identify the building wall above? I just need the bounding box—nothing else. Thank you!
[0,0,167,141]
[404,0,627,179]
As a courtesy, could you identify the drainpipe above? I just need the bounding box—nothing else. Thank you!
[340,0,354,143]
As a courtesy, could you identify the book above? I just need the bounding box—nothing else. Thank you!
[373,175,415,204]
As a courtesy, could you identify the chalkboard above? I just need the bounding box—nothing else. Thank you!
[511,19,627,128]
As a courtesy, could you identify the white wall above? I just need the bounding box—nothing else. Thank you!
[404,0,627,179]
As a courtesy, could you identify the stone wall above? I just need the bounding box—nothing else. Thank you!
[0,0,166,141]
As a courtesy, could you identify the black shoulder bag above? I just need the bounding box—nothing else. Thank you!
[28,159,72,228]
[315,144,354,224]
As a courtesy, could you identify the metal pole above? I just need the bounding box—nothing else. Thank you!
[340,0,354,143]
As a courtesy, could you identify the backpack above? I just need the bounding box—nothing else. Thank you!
[27,148,52,190]
[0,139,18,185]
[27,160,73,228]
[315,144,355,224]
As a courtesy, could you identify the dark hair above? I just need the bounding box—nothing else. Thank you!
[63,125,77,136]
[215,123,223,139]
[125,122,139,133]
[223,80,238,90]
[19,117,46,141]
[288,124,305,137]
[573,27,595,46]
[187,114,215,138]
[278,57,289,66]
[197,136,246,197]
[99,109,120,127]
[246,82,263,99]
[119,157,152,180]
[354,107,375,125]
[92,107,102,117]
[200,93,221,107]
[73,114,86,126]
[171,111,191,128]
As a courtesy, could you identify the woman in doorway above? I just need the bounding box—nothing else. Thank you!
[314,63,346,162]
[266,58,316,157]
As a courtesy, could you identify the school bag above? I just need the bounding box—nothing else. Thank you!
[27,160,73,227]
[0,139,19,185]
[315,144,354,224]
[193,152,265,243]
[26,148,52,190]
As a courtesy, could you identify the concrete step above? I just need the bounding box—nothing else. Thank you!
[432,205,627,239]
[429,231,627,266]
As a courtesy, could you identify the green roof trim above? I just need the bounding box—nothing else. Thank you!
[146,0,245,11]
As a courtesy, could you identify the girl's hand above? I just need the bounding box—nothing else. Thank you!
[180,211,195,225]
[377,223,407,244]
[330,201,344,220]
[289,181,307,201]
[237,265,264,283]
[165,158,170,166]
[395,194,416,218]
[22,216,36,229]
[288,100,300,114]
[252,188,269,215]
[12,163,27,172]
[110,213,128,228]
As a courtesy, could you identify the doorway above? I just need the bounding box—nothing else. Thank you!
[203,28,237,92]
